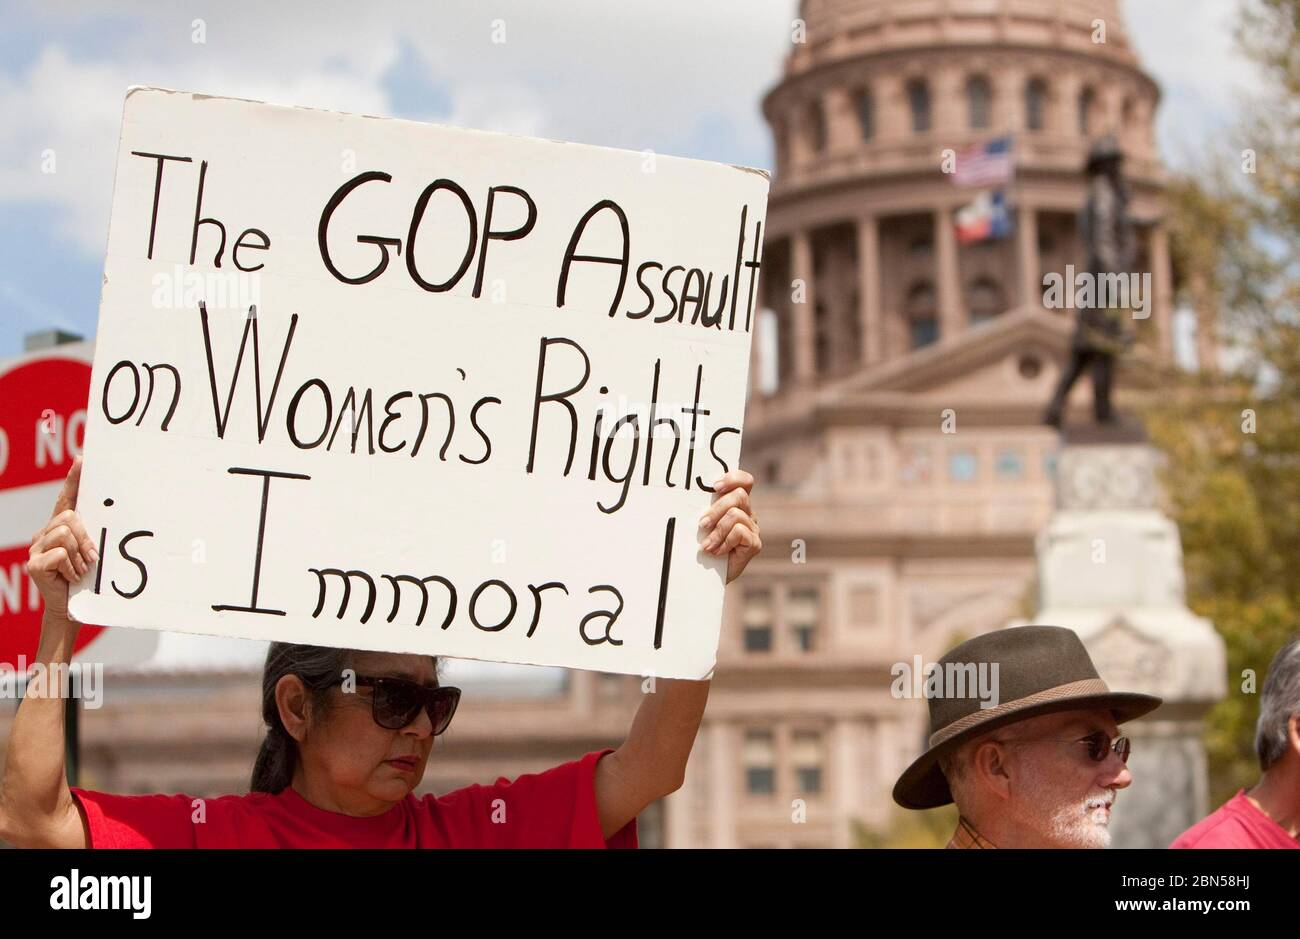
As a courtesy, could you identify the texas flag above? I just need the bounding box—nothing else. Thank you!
[955,189,1012,244]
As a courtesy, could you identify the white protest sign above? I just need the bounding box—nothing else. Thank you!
[67,87,768,680]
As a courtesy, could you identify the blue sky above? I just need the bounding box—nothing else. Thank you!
[0,0,1261,359]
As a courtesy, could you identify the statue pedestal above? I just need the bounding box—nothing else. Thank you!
[1014,430,1226,848]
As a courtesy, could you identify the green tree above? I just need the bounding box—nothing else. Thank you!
[853,804,956,849]
[1143,0,1300,809]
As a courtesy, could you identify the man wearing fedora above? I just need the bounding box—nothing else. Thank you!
[892,625,1162,848]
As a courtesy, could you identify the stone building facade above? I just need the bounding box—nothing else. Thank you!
[670,0,1175,847]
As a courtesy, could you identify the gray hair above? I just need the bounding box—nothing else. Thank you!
[938,736,982,806]
[1255,637,1300,772]
[250,643,354,794]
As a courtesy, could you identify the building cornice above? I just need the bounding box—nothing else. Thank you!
[763,41,1161,118]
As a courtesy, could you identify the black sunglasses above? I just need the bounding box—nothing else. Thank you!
[997,730,1131,763]
[339,675,461,733]
[1081,731,1131,763]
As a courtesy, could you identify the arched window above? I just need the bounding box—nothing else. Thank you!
[1025,78,1048,131]
[854,87,875,140]
[907,79,931,134]
[1078,87,1096,136]
[807,100,827,153]
[968,277,1005,325]
[966,76,992,130]
[905,281,938,349]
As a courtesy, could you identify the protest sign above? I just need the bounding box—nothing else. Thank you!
[67,87,768,679]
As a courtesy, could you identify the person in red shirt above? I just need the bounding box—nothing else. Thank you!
[1171,638,1300,849]
[0,458,762,848]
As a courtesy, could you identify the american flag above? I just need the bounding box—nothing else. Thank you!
[953,136,1014,188]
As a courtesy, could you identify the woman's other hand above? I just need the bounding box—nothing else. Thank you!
[698,469,761,584]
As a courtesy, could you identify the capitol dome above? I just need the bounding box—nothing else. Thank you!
[751,0,1170,394]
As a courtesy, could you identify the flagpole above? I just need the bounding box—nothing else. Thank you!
[1010,132,1027,310]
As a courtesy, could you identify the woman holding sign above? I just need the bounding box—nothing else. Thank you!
[0,457,761,848]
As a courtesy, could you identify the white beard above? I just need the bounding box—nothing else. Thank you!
[1043,792,1114,848]
[1014,760,1115,848]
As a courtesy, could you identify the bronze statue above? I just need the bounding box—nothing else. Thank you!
[1044,136,1135,428]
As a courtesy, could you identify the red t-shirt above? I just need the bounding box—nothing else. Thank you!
[71,748,637,849]
[1170,789,1298,849]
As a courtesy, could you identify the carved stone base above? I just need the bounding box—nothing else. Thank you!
[1026,606,1224,846]
[1109,728,1211,849]
[1011,440,1226,848]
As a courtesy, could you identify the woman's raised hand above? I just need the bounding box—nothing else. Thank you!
[26,456,99,621]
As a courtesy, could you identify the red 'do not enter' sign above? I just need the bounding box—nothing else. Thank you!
[0,356,105,663]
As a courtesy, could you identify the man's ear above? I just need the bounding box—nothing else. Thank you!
[971,739,1013,802]
[275,674,312,744]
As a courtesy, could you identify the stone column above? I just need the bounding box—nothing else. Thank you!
[748,300,764,398]
[1101,84,1125,138]
[787,102,811,180]
[774,722,792,847]
[664,747,697,847]
[857,214,883,365]
[934,206,964,340]
[1018,202,1039,309]
[1142,97,1159,158]
[831,720,857,849]
[1148,223,1173,363]
[708,720,737,848]
[825,86,854,153]
[791,228,817,382]
[934,67,962,135]
[1057,74,1082,138]
[877,74,907,139]
[997,66,1024,133]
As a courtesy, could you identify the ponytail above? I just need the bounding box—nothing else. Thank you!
[249,643,350,793]
[250,725,297,794]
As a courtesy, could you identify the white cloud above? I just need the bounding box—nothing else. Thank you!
[1122,0,1263,167]
[0,42,398,255]
[0,0,794,259]
[441,81,550,139]
[0,46,138,255]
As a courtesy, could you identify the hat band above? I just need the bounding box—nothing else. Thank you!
[928,678,1112,748]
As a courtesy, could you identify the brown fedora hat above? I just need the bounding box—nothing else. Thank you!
[892,625,1162,810]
